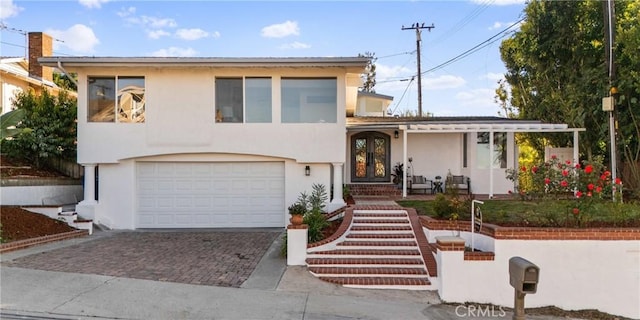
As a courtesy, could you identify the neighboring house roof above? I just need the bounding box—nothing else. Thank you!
[0,57,57,88]
[357,91,394,101]
[38,56,370,69]
[347,116,585,133]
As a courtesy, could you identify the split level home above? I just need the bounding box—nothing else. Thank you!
[38,55,584,230]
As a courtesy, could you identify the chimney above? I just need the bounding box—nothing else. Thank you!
[28,32,53,83]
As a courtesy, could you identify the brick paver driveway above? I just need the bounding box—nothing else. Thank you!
[5,230,281,287]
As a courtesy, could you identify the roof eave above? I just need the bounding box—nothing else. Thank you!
[38,56,370,69]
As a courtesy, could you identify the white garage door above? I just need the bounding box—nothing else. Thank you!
[136,162,285,228]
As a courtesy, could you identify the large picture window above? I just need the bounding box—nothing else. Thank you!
[215,77,272,123]
[88,76,145,123]
[477,132,507,169]
[281,78,337,123]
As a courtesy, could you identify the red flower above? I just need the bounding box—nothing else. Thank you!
[587,192,592,197]
[551,155,557,159]
[544,178,551,185]
[600,174,607,180]
[605,171,611,176]
[520,166,527,172]
[587,183,594,191]
[575,163,581,169]
[561,180,568,187]
[565,160,571,165]
[576,191,583,198]
[585,165,593,174]
[508,190,513,194]
[562,170,568,177]
[596,186,603,193]
[531,166,538,174]
[615,178,622,185]
[572,208,580,215]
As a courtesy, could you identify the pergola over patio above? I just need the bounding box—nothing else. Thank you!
[398,122,586,198]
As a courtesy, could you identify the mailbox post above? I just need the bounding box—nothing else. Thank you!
[508,257,540,320]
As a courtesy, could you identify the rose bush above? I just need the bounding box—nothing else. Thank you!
[506,156,624,226]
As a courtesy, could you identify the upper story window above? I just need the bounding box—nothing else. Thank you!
[88,76,145,123]
[281,78,337,123]
[215,77,272,123]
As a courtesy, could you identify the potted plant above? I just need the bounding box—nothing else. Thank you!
[287,202,307,225]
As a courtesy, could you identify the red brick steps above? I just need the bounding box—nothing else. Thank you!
[306,208,434,290]
[318,277,432,289]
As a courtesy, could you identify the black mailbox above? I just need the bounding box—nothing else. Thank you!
[509,256,539,294]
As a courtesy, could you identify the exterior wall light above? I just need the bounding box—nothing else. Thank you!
[305,165,311,176]
[394,130,399,139]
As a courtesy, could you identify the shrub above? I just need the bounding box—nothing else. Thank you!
[1,89,77,169]
[432,194,452,219]
[506,155,624,226]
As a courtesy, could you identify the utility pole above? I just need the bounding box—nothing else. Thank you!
[603,0,618,200]
[402,22,434,117]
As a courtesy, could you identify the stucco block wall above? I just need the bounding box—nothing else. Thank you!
[434,232,640,319]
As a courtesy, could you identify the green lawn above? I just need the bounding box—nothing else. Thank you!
[397,199,640,228]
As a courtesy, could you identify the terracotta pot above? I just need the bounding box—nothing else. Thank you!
[290,214,304,225]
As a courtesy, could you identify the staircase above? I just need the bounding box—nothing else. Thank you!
[306,208,434,290]
[22,204,93,235]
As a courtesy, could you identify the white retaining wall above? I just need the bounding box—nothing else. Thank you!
[432,230,640,319]
[1,185,83,206]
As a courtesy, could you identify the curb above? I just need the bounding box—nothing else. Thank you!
[0,230,89,254]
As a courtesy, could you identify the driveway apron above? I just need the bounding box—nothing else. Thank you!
[4,229,281,288]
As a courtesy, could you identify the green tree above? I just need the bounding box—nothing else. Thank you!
[499,0,640,182]
[1,89,77,169]
[53,72,78,91]
[358,51,377,93]
[1,109,30,139]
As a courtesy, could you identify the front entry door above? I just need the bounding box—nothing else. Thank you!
[351,132,390,182]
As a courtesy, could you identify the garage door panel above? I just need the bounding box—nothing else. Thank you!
[137,162,284,228]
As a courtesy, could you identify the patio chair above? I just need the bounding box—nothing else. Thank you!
[446,175,471,194]
[409,175,433,194]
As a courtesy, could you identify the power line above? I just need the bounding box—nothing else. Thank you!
[429,0,494,46]
[389,77,415,116]
[422,17,524,75]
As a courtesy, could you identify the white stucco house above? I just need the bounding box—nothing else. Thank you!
[38,56,584,230]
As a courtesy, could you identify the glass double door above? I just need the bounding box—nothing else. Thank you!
[351,132,390,182]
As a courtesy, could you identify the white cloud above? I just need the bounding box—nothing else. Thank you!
[148,30,171,39]
[175,28,209,41]
[455,88,496,106]
[78,0,110,9]
[481,72,505,82]
[470,0,525,5]
[0,0,23,19]
[151,46,198,57]
[261,21,299,38]
[141,15,177,28]
[117,6,136,18]
[424,75,466,90]
[46,24,99,53]
[489,21,504,30]
[211,31,221,39]
[279,41,311,50]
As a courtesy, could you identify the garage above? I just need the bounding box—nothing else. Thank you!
[136,161,285,228]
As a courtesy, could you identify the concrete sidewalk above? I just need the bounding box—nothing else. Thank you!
[0,231,583,320]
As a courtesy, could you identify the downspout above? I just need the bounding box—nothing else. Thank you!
[57,61,78,87]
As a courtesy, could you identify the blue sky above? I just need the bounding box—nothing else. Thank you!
[0,0,526,117]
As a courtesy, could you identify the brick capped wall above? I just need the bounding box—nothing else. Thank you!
[419,216,640,240]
